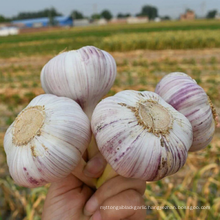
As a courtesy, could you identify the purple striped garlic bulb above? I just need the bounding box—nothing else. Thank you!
[91,90,193,181]
[40,46,117,119]
[4,94,91,188]
[155,72,217,152]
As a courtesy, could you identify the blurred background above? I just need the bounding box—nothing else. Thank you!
[0,0,220,219]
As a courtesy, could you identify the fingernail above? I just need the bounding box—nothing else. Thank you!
[84,196,99,216]
[84,157,106,178]
[92,210,102,220]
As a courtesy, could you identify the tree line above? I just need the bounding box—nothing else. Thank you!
[0,6,162,23]
[0,5,219,23]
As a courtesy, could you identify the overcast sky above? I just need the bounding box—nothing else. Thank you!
[1,0,220,19]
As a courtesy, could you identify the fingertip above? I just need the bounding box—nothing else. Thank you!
[84,153,106,178]
[84,196,99,217]
[90,210,102,220]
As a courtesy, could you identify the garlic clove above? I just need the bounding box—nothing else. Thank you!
[92,90,193,181]
[155,72,216,152]
[4,94,91,188]
[40,46,117,119]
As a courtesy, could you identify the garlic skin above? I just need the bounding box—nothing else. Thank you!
[40,46,117,119]
[155,72,216,152]
[91,90,193,181]
[4,94,91,188]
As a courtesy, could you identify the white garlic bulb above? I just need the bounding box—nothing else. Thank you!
[155,72,216,152]
[40,46,117,119]
[92,90,193,181]
[4,94,91,188]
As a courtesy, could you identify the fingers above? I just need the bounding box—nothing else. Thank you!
[84,176,146,216]
[72,159,97,189]
[91,190,146,220]
[46,174,93,202]
[42,174,93,220]
[83,152,107,178]
[50,173,83,194]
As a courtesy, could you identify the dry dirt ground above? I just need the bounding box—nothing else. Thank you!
[1,47,220,146]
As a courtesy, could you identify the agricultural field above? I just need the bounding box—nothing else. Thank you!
[0,20,220,220]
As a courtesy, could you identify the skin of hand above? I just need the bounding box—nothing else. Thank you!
[42,152,146,220]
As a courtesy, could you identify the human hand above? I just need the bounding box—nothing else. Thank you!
[83,152,146,219]
[84,175,146,220]
[42,173,93,220]
[42,152,146,220]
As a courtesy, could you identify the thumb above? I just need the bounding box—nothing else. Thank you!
[83,152,107,178]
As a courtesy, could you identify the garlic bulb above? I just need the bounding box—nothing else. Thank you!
[155,72,216,152]
[4,94,91,188]
[92,90,193,181]
[40,46,117,119]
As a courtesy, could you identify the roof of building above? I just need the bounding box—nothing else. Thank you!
[12,16,71,24]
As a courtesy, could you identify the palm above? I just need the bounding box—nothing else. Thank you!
[42,174,93,220]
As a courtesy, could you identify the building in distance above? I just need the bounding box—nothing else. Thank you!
[180,9,195,21]
[73,19,90,26]
[12,16,73,28]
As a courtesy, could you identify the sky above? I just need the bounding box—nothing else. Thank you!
[0,0,220,19]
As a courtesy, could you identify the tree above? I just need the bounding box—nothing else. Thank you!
[161,15,170,20]
[117,13,131,18]
[101,10,112,21]
[13,8,62,20]
[0,15,10,23]
[137,5,158,20]
[48,7,61,26]
[206,10,218,19]
[71,10,84,20]
[91,13,101,20]
[48,7,62,17]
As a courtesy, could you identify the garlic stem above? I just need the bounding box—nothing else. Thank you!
[84,106,95,122]
[72,158,97,188]
[96,163,118,188]
[87,135,99,160]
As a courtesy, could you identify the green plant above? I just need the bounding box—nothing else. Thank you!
[24,92,36,101]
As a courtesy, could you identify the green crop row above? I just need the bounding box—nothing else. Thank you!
[1,20,220,58]
[99,30,220,51]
